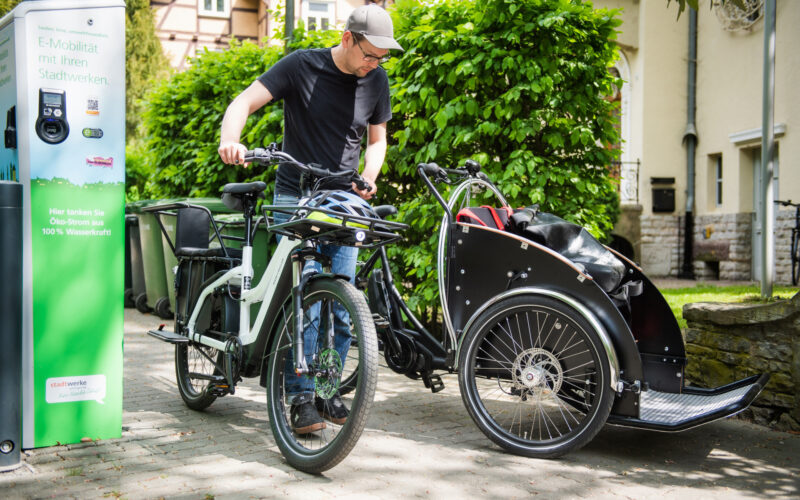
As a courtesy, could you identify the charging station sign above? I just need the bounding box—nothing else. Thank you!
[1,1,125,448]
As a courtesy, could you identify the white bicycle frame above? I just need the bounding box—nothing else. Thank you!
[183,236,301,353]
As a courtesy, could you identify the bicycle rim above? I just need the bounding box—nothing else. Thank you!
[266,278,377,473]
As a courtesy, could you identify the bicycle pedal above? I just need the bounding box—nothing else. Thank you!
[372,313,390,329]
[423,374,445,393]
[208,380,234,397]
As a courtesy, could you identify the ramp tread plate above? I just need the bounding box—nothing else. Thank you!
[639,384,754,425]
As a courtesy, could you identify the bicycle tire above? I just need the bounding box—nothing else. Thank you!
[458,294,614,458]
[266,278,378,473]
[337,330,360,396]
[791,230,799,286]
[174,291,230,410]
[175,341,222,410]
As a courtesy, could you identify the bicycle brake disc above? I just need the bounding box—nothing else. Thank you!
[314,348,342,399]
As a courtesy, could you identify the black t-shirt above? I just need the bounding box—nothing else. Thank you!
[258,48,392,196]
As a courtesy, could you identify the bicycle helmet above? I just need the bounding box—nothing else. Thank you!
[304,191,378,229]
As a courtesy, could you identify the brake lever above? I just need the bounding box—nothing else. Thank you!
[352,173,372,193]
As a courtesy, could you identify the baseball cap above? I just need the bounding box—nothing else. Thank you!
[345,5,404,51]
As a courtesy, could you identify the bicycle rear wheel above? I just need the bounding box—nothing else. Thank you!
[175,341,221,410]
[266,278,378,473]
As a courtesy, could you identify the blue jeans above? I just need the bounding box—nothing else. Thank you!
[273,192,358,404]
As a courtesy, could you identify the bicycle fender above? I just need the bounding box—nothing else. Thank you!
[458,287,621,393]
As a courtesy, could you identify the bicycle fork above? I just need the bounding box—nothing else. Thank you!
[289,243,336,376]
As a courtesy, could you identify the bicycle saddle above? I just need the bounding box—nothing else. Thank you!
[222,181,267,195]
[221,181,266,212]
[373,205,397,219]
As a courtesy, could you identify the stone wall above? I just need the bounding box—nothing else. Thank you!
[640,214,682,276]
[692,213,752,280]
[638,210,796,283]
[682,292,800,431]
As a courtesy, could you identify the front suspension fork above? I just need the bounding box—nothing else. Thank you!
[290,245,334,375]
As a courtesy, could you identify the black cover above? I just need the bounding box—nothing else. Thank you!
[509,208,626,294]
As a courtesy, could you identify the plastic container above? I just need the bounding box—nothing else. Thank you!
[128,200,171,317]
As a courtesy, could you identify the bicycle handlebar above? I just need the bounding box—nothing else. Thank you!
[417,160,490,187]
[774,199,798,208]
[244,144,372,193]
[416,159,493,225]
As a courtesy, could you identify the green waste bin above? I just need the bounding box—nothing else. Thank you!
[158,198,236,318]
[215,213,271,288]
[128,199,172,318]
[124,214,142,309]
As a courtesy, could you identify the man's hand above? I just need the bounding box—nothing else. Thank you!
[218,141,248,166]
[353,180,377,201]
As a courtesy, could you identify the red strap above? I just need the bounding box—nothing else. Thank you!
[481,205,507,229]
[456,208,488,226]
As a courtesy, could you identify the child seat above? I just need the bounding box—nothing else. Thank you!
[174,207,241,259]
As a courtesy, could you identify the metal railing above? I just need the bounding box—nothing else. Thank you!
[611,159,640,205]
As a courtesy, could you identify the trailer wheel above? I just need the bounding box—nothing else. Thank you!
[458,294,614,458]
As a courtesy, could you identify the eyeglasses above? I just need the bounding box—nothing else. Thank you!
[353,35,390,64]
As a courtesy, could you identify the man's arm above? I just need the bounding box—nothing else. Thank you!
[354,122,387,200]
[218,81,273,165]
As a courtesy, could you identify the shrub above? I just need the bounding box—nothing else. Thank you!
[384,0,623,317]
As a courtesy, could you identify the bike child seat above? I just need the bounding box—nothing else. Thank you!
[174,206,242,259]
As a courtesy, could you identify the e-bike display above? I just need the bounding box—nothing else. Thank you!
[142,145,406,473]
[356,160,769,458]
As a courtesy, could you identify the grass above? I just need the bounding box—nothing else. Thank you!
[659,284,799,329]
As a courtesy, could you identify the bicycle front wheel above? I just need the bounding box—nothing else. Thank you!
[266,278,378,473]
[458,294,614,458]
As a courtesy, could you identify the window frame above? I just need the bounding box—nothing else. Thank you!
[198,0,231,19]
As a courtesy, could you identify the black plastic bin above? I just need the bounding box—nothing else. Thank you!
[0,181,22,470]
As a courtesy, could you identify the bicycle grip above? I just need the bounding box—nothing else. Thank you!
[418,162,444,177]
[244,148,268,163]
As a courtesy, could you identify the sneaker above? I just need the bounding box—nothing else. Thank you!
[290,401,326,434]
[315,393,349,425]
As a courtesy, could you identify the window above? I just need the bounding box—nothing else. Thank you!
[199,0,230,18]
[715,155,723,206]
[304,1,334,31]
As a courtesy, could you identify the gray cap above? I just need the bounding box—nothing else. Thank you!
[345,5,404,52]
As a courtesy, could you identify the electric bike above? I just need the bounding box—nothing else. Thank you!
[141,145,406,473]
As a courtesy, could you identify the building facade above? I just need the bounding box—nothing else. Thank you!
[151,0,382,69]
[596,0,799,284]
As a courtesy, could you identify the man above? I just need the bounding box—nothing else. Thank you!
[218,5,403,434]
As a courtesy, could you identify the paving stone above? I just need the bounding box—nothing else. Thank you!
[1,308,799,499]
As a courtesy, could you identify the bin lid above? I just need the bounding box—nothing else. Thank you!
[126,197,236,214]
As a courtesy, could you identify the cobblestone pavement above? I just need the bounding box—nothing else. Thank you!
[1,308,798,499]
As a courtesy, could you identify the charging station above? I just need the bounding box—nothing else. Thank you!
[0,0,125,450]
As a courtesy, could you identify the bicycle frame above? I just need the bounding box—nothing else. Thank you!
[184,236,301,355]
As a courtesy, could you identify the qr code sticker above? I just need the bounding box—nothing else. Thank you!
[86,98,99,115]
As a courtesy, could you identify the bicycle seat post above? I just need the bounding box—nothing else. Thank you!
[241,196,256,292]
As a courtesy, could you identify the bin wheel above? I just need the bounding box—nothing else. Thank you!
[135,293,151,313]
[124,288,135,308]
[155,297,173,319]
